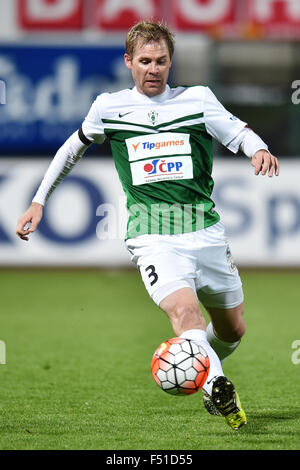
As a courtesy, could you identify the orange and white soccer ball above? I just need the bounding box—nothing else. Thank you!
[151,337,210,396]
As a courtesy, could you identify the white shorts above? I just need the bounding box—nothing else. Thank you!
[125,221,244,309]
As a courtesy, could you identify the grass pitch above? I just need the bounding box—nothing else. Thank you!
[0,268,299,450]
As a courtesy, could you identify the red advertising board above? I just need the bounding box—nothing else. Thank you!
[95,0,161,31]
[18,0,83,30]
[248,0,300,38]
[173,0,236,32]
[17,0,300,38]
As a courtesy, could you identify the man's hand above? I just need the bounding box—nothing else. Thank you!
[16,202,44,241]
[251,150,279,177]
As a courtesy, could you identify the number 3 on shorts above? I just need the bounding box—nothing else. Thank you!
[145,265,158,286]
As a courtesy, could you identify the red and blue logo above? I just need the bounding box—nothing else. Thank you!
[143,159,183,176]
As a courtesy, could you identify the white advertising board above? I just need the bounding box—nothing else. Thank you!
[212,158,300,266]
[0,157,299,267]
[0,158,129,266]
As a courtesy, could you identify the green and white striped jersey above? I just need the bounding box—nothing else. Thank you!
[81,84,247,239]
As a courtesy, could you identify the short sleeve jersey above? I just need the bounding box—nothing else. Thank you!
[81,85,247,239]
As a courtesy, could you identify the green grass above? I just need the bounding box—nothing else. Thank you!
[0,269,299,450]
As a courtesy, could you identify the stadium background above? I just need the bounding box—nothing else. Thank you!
[1,0,300,267]
[0,0,299,451]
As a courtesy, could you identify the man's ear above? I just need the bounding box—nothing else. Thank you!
[124,53,132,70]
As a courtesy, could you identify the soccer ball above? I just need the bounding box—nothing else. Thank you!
[151,337,210,396]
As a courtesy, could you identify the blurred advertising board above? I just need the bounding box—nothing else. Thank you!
[18,0,83,30]
[247,0,300,39]
[1,158,130,266]
[1,158,300,267]
[18,0,161,30]
[173,0,300,38]
[95,0,161,31]
[173,0,237,33]
[15,0,300,39]
[0,44,130,154]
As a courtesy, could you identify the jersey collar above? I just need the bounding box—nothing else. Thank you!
[131,84,171,103]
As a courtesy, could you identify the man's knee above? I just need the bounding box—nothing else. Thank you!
[207,302,246,343]
[159,288,205,335]
[231,320,246,342]
[231,302,246,340]
[173,303,201,328]
[233,303,246,340]
[214,322,245,343]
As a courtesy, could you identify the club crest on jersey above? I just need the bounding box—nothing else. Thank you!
[148,110,158,126]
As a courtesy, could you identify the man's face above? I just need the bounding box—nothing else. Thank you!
[124,38,172,97]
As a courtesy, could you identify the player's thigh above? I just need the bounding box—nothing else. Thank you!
[126,235,196,306]
[195,222,243,298]
[205,302,246,342]
[194,222,245,341]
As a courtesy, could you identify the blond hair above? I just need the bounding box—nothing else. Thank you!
[125,20,175,59]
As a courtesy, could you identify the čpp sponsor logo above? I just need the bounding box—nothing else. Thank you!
[143,158,183,176]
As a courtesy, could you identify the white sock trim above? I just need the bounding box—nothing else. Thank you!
[179,328,207,343]
[206,322,240,362]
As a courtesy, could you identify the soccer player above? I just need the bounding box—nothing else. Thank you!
[16,21,279,430]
